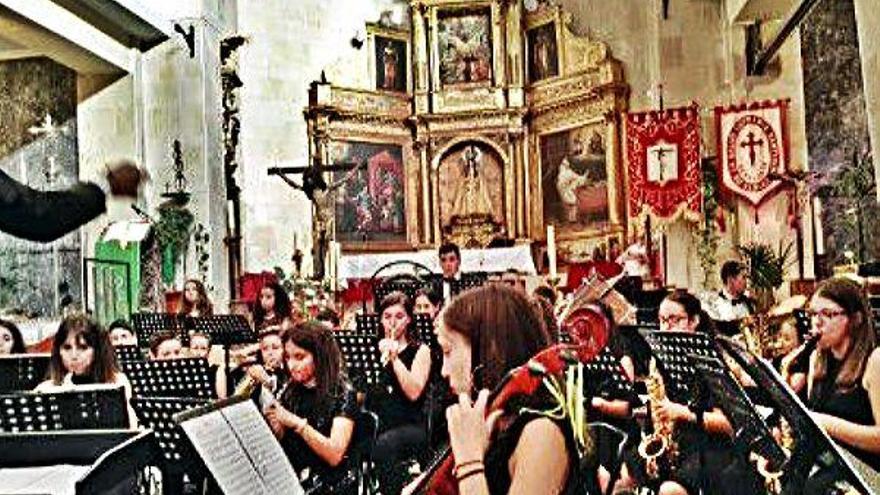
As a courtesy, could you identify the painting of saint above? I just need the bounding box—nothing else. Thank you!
[438,143,505,228]
[330,141,406,242]
[437,10,492,86]
[540,127,609,229]
[527,22,558,83]
[375,36,407,92]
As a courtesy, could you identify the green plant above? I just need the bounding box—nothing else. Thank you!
[736,242,795,291]
[155,203,195,284]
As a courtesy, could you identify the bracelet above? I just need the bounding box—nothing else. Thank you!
[453,459,483,476]
[456,467,485,484]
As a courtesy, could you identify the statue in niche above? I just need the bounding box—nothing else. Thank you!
[450,145,494,220]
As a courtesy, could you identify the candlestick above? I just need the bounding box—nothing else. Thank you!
[813,197,825,256]
[547,224,557,281]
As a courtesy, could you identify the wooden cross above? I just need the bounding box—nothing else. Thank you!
[651,146,674,181]
[740,131,764,167]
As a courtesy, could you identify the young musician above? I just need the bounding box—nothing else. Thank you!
[149,331,183,360]
[370,291,433,494]
[188,331,211,359]
[179,279,213,318]
[264,322,357,492]
[439,242,462,301]
[0,319,26,355]
[225,327,289,403]
[715,261,755,321]
[802,277,880,492]
[253,282,292,330]
[615,289,761,495]
[414,287,442,320]
[433,283,577,494]
[107,320,137,347]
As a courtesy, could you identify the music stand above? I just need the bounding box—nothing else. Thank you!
[690,354,788,477]
[0,354,50,392]
[122,358,216,399]
[582,349,636,401]
[132,312,184,348]
[638,330,720,406]
[131,396,210,492]
[335,333,383,391]
[413,314,437,348]
[452,273,487,295]
[0,386,129,432]
[355,313,382,338]
[114,345,144,363]
[174,395,304,495]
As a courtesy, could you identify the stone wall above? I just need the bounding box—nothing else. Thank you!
[801,0,879,270]
[0,57,80,316]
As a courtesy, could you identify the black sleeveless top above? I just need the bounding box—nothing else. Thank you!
[370,343,428,431]
[484,411,580,495]
[808,356,880,470]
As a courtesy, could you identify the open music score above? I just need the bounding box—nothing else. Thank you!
[175,396,303,495]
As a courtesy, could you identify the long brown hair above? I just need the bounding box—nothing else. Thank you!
[441,284,549,390]
[180,279,213,317]
[47,315,119,385]
[378,291,417,343]
[282,322,348,400]
[810,277,874,391]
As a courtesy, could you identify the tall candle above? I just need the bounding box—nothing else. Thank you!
[547,225,557,280]
[813,197,825,255]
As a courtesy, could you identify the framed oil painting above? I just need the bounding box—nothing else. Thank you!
[437,142,505,229]
[540,125,610,231]
[437,9,493,86]
[330,141,406,242]
[375,35,407,92]
[527,22,558,83]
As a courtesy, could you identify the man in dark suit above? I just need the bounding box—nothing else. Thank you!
[0,161,143,243]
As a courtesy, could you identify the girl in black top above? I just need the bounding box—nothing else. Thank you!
[802,278,880,493]
[0,319,26,355]
[264,322,357,492]
[370,291,433,494]
[253,282,292,330]
[179,278,213,318]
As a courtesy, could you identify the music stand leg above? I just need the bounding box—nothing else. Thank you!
[224,345,231,398]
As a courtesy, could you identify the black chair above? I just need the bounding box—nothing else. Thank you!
[350,409,380,495]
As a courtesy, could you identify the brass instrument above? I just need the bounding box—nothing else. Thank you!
[638,358,677,479]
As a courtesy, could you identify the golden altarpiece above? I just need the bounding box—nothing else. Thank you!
[304,1,629,264]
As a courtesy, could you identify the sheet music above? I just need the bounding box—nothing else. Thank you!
[223,401,303,494]
[0,465,89,494]
[178,400,303,495]
[179,408,264,494]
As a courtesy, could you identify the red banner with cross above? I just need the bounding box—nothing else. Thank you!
[625,104,702,223]
[714,99,790,206]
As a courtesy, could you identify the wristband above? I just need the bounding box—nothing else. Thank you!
[456,467,485,483]
[453,459,483,476]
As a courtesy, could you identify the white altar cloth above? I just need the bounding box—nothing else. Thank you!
[338,245,537,280]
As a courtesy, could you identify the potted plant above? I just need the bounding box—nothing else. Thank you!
[736,241,794,312]
[154,201,195,285]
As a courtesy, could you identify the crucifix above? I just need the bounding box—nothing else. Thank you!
[740,131,764,166]
[267,141,364,279]
[651,146,675,182]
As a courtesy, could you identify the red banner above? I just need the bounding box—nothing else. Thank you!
[625,104,702,223]
[714,99,790,206]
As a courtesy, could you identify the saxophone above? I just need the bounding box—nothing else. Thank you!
[638,358,677,479]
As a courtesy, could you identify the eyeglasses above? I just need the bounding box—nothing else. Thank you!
[658,314,688,326]
[806,308,848,321]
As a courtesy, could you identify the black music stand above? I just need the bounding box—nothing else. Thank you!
[114,345,144,363]
[132,312,185,348]
[335,333,383,392]
[0,354,50,392]
[582,349,636,401]
[716,336,876,494]
[132,396,210,494]
[690,354,788,478]
[122,358,216,399]
[356,313,382,338]
[190,314,257,389]
[638,330,720,406]
[413,314,437,348]
[452,272,488,295]
[0,386,129,432]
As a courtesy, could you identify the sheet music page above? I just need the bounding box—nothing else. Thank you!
[222,401,304,495]
[179,408,264,495]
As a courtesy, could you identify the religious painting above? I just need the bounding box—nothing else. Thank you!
[375,36,407,92]
[646,141,679,183]
[540,125,610,230]
[527,22,559,83]
[437,9,493,86]
[438,142,505,229]
[330,141,406,242]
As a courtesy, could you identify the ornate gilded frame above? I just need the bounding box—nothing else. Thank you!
[525,5,629,260]
[366,23,411,94]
